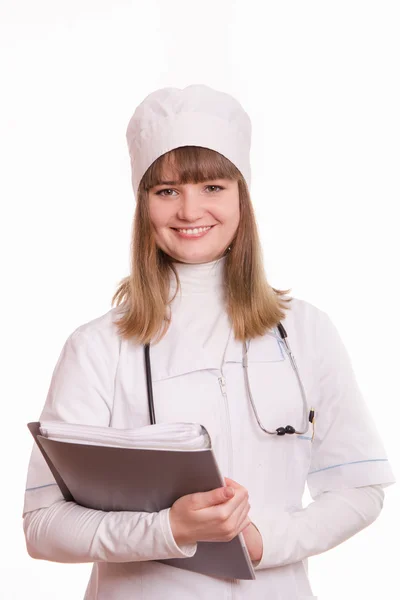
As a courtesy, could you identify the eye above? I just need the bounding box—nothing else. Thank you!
[155,188,176,197]
[206,185,224,193]
[155,185,224,197]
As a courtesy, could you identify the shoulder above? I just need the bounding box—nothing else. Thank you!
[280,295,337,354]
[282,296,345,362]
[281,295,327,331]
[42,308,125,423]
[65,307,124,357]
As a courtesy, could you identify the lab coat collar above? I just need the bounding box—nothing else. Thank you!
[149,312,285,382]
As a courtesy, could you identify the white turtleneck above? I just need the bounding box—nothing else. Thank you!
[23,255,385,572]
[169,255,227,296]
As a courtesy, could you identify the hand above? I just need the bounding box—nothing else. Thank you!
[169,477,251,546]
[241,522,263,563]
[225,478,263,563]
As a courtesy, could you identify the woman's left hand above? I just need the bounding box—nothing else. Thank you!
[241,521,263,563]
[224,477,263,563]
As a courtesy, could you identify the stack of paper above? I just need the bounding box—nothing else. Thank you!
[39,421,211,450]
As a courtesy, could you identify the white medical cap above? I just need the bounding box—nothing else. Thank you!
[126,83,252,199]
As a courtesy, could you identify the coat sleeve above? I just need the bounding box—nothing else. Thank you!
[23,328,118,515]
[22,326,197,562]
[22,327,117,515]
[250,484,385,570]
[250,307,396,571]
[306,308,396,497]
[23,500,196,563]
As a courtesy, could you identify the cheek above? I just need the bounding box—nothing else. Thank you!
[219,199,240,229]
[149,202,169,229]
[232,209,240,228]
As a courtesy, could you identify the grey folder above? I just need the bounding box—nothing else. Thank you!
[27,422,256,580]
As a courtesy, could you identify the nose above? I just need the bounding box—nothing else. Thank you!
[176,190,205,222]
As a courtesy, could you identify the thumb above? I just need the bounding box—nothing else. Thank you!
[191,485,235,510]
[224,477,242,490]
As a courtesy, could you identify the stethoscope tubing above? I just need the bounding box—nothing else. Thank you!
[144,322,312,436]
[242,323,310,435]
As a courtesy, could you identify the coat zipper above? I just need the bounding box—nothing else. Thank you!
[218,372,237,594]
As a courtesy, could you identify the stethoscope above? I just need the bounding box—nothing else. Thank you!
[144,322,315,437]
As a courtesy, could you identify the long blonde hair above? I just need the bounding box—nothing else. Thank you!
[112,146,292,344]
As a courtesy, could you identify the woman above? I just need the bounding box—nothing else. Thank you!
[23,84,396,599]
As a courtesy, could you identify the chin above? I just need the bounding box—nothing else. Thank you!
[175,251,223,264]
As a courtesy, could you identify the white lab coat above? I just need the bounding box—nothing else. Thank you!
[22,258,396,599]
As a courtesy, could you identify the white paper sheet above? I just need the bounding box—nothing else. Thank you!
[39,421,211,450]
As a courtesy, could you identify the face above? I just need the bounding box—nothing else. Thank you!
[148,172,240,264]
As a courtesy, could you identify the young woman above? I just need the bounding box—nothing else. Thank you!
[23,84,396,599]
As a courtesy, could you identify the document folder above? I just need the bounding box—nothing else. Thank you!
[27,421,256,580]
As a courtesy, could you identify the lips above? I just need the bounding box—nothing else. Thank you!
[171,225,215,239]
[171,225,215,230]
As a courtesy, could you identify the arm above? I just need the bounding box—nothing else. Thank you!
[248,307,395,569]
[24,480,253,564]
[23,327,250,565]
[248,484,384,570]
[23,326,196,563]
[24,500,197,563]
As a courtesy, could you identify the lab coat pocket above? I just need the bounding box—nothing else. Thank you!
[224,331,313,443]
[242,340,307,434]
[234,332,314,481]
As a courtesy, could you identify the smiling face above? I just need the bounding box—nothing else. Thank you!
[148,167,240,265]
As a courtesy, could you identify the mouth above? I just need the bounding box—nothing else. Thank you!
[171,225,216,239]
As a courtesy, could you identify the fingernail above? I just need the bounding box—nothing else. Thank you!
[225,486,235,498]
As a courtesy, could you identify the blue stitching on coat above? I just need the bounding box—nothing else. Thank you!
[298,435,312,440]
[25,483,58,492]
[308,458,388,475]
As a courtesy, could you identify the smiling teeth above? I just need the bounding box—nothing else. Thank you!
[177,226,211,235]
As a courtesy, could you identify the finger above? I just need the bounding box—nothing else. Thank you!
[218,492,249,526]
[238,515,252,533]
[224,478,250,502]
[222,500,250,541]
[224,477,244,491]
[222,486,249,516]
[200,487,248,526]
[232,497,251,526]
[190,485,235,511]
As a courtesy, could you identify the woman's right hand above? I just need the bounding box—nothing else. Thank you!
[169,478,251,546]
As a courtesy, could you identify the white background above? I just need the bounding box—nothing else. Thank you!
[1,1,399,599]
